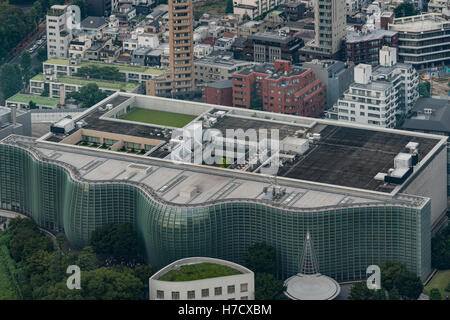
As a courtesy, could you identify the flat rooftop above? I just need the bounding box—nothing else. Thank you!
[4,93,445,208]
[157,262,242,281]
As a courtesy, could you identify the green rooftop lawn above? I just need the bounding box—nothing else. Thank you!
[44,58,166,75]
[159,263,242,282]
[31,74,44,81]
[7,94,59,106]
[121,108,197,128]
[58,77,137,91]
[424,269,450,297]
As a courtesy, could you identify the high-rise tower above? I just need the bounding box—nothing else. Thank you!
[168,0,195,95]
[300,0,346,60]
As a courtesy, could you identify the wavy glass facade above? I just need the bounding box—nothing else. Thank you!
[0,143,431,281]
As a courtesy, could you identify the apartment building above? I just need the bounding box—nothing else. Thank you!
[233,0,287,19]
[46,5,74,59]
[328,47,419,127]
[300,0,347,60]
[194,56,256,86]
[232,60,327,117]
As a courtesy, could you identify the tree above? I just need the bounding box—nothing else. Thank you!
[380,261,408,292]
[71,246,101,271]
[133,264,155,299]
[67,83,107,108]
[71,0,87,19]
[0,63,22,99]
[226,0,233,14]
[244,242,277,275]
[37,47,48,64]
[372,288,387,300]
[394,272,423,300]
[90,223,143,265]
[394,2,417,18]
[429,288,442,300]
[418,81,431,98]
[255,273,285,300]
[431,225,450,269]
[348,282,374,300]
[45,267,144,300]
[389,287,400,300]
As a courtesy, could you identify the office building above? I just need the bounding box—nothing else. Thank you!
[248,32,304,63]
[388,13,450,69]
[303,59,354,109]
[194,56,256,87]
[0,92,447,283]
[345,29,398,66]
[0,106,31,140]
[149,257,255,300]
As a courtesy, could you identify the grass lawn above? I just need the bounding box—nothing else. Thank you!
[7,93,59,106]
[159,263,242,282]
[194,0,227,19]
[424,270,450,297]
[121,108,197,128]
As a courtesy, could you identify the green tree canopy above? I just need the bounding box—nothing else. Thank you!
[429,288,442,300]
[44,267,144,300]
[0,63,23,99]
[431,225,450,269]
[244,242,277,275]
[348,282,374,300]
[74,65,125,82]
[67,83,108,108]
[254,273,285,300]
[394,2,418,18]
[418,81,431,98]
[90,223,143,265]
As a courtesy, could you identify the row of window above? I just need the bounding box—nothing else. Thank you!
[156,283,248,299]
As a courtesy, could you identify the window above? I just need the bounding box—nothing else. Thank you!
[240,283,248,293]
[157,290,164,299]
[215,287,222,296]
[172,291,180,300]
[241,296,248,300]
[201,289,209,298]
[227,285,235,294]
[187,291,195,299]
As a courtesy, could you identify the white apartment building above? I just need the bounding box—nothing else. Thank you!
[46,5,75,58]
[428,0,449,13]
[327,47,419,128]
[233,0,287,19]
[149,257,255,300]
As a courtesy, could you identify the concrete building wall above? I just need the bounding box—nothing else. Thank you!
[404,144,448,229]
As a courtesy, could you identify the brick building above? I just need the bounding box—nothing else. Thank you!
[345,29,398,66]
[202,80,233,106]
[232,60,327,117]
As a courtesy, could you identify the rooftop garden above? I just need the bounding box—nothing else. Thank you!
[44,59,167,75]
[158,263,242,282]
[7,94,59,106]
[58,76,137,91]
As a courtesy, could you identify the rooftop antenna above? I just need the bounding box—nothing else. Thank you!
[299,231,319,275]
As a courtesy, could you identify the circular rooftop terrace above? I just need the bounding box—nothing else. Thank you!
[284,273,341,300]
